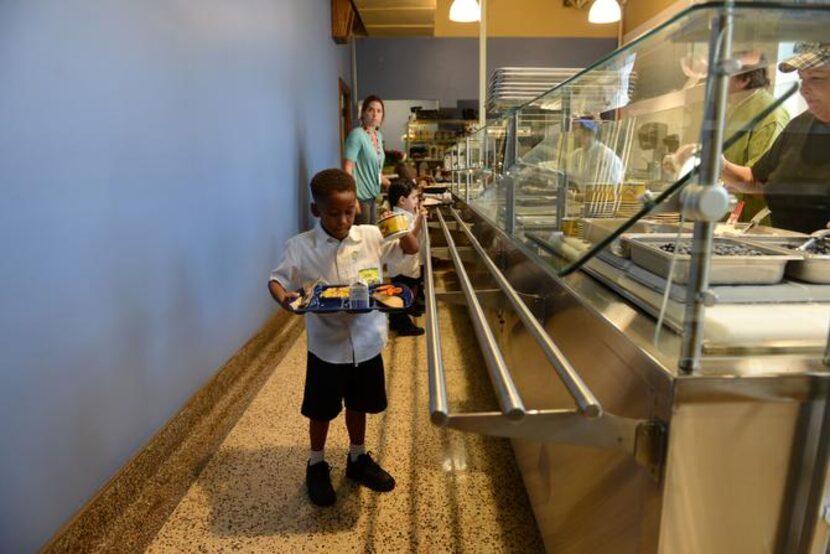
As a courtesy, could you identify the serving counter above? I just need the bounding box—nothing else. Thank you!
[428,3,830,553]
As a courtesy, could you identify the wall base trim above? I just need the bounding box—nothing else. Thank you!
[41,310,303,553]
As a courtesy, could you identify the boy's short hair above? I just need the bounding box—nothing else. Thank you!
[388,180,415,209]
[310,169,356,203]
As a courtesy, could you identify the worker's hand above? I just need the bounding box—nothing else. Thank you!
[662,143,698,175]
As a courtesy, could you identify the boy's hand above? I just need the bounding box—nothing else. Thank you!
[269,280,303,313]
[279,291,301,312]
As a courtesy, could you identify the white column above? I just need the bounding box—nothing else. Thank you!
[479,0,487,129]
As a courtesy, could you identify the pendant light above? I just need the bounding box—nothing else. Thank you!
[588,0,621,24]
[449,0,481,23]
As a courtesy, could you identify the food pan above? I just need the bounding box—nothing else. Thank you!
[623,235,800,285]
[740,237,830,284]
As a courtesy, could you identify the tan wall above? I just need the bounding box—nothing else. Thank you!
[622,0,690,41]
[434,0,618,38]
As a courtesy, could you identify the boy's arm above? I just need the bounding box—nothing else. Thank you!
[399,208,427,255]
[268,279,300,312]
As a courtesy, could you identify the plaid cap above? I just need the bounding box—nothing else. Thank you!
[779,43,830,73]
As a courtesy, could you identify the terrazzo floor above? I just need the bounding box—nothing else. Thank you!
[145,304,545,553]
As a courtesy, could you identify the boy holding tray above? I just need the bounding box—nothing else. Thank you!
[267,168,422,507]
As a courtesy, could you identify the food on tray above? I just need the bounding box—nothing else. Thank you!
[320,286,350,299]
[292,281,411,313]
[372,292,404,309]
[375,284,403,295]
[658,242,765,256]
[289,294,310,311]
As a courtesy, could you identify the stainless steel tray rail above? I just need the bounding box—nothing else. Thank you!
[435,209,526,421]
[423,217,449,425]
[425,208,665,475]
[448,206,601,418]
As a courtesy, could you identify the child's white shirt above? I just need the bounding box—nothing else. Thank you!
[270,222,400,365]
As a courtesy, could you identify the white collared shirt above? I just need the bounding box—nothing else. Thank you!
[568,140,624,189]
[269,221,400,365]
[385,207,421,278]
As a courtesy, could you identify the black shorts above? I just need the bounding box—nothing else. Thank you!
[301,352,387,421]
[391,273,422,290]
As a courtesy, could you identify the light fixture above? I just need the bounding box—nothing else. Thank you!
[588,0,621,24]
[449,0,481,23]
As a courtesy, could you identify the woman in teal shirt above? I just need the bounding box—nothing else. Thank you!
[344,95,390,224]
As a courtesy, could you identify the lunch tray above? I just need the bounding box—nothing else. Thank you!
[293,282,413,314]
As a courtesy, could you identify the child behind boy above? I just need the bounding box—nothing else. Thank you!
[268,168,422,507]
[386,180,427,336]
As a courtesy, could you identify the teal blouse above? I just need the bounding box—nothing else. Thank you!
[344,127,385,201]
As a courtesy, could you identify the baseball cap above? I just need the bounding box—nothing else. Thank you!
[778,43,830,73]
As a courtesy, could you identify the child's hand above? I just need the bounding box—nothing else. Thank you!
[279,291,301,312]
[418,206,429,220]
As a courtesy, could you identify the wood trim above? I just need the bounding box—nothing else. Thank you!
[41,311,303,553]
[332,0,366,43]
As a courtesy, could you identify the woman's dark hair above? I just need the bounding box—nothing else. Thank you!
[388,180,415,209]
[741,67,771,90]
[361,95,385,125]
[735,51,771,90]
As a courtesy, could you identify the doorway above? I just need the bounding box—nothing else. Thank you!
[338,78,352,163]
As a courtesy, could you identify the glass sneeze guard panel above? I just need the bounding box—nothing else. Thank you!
[453,1,830,367]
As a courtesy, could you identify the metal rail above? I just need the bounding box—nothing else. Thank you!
[422,208,665,477]
[449,207,602,418]
[423,220,449,425]
[436,209,526,420]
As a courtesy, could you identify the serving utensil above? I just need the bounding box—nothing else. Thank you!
[796,228,830,252]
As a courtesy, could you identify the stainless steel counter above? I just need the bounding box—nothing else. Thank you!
[425,201,830,554]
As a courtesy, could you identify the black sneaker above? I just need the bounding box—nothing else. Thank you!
[306,461,336,506]
[346,453,396,492]
[397,324,425,337]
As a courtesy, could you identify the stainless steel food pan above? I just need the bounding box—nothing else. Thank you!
[623,236,800,285]
[740,237,830,284]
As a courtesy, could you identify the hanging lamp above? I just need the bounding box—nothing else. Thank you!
[449,0,481,23]
[588,0,621,24]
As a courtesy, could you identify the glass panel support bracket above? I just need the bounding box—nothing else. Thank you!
[679,2,735,375]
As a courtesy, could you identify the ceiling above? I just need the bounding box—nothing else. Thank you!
[352,0,437,37]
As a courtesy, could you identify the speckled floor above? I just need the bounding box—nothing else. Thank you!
[145,304,545,553]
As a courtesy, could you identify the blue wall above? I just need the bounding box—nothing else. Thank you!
[0,1,350,550]
[356,36,618,107]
